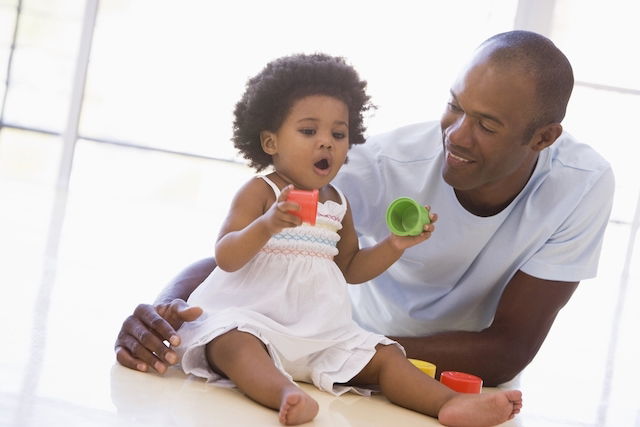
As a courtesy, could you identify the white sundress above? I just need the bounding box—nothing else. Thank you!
[177,176,401,395]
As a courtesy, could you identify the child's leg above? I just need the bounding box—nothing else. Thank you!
[206,329,318,426]
[348,344,522,427]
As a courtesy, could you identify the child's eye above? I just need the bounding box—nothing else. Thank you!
[333,132,346,139]
[299,128,316,135]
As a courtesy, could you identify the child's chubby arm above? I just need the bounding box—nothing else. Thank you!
[215,179,302,272]
[334,200,437,284]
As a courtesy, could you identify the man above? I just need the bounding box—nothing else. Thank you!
[115,31,614,386]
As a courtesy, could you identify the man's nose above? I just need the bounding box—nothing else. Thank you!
[446,115,473,146]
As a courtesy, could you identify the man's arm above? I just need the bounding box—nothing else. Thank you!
[114,257,216,373]
[392,270,578,386]
[153,257,216,304]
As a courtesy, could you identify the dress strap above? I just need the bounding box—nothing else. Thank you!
[331,184,347,207]
[259,175,281,198]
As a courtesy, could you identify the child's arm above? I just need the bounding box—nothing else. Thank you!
[215,179,301,272]
[334,200,437,284]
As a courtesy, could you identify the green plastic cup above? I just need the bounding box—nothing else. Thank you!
[386,197,430,236]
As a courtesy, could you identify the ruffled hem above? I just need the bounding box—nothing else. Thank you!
[178,319,402,396]
[313,335,402,396]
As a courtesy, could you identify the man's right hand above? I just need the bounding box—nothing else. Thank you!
[114,299,203,374]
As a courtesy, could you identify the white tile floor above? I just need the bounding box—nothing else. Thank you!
[1,131,639,426]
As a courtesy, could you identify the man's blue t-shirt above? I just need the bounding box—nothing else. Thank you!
[334,121,614,337]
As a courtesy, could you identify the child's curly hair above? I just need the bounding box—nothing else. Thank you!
[232,53,374,171]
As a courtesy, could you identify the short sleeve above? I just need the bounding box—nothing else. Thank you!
[521,166,615,282]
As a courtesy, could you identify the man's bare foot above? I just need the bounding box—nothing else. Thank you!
[278,388,319,425]
[438,389,522,427]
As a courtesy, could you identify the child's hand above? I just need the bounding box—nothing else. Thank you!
[262,184,303,235]
[388,207,438,251]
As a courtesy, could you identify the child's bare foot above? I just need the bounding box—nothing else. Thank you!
[278,387,319,425]
[438,389,522,427]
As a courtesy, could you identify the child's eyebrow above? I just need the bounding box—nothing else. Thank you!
[296,118,349,127]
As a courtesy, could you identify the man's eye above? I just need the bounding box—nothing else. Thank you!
[479,122,496,134]
[299,128,315,135]
[448,102,462,112]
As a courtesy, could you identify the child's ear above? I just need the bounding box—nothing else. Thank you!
[260,131,277,154]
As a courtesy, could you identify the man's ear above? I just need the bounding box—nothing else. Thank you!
[260,131,277,154]
[531,123,563,152]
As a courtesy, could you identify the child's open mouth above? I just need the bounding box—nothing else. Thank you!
[314,158,330,175]
[315,159,329,170]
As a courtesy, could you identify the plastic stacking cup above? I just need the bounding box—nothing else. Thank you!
[408,358,437,378]
[440,371,483,394]
[286,189,319,225]
[386,197,430,236]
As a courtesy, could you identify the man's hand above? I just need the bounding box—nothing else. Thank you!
[114,299,203,374]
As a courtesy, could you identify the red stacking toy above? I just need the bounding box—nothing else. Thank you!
[286,189,319,225]
[440,371,483,394]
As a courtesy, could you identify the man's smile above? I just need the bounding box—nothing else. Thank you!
[445,147,475,166]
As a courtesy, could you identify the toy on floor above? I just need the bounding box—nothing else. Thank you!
[440,371,483,394]
[408,358,437,378]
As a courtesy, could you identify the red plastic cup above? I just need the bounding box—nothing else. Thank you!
[286,189,318,225]
[439,371,483,394]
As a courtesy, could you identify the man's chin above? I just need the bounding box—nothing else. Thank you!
[442,169,475,191]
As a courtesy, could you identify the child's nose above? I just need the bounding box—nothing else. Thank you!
[318,133,333,149]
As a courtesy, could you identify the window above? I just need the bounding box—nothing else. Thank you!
[78,0,518,159]
[0,0,85,132]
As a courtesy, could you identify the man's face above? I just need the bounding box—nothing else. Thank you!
[440,56,540,196]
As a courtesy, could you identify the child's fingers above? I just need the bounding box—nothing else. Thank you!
[283,215,302,228]
[270,186,306,229]
[278,184,295,202]
[399,224,434,246]
[278,200,300,214]
[272,202,302,227]
[276,185,301,214]
[422,204,437,224]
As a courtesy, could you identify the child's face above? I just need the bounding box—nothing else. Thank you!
[261,95,349,190]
